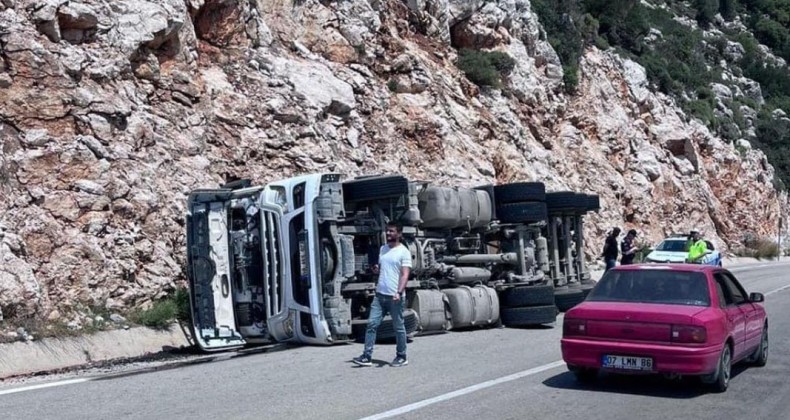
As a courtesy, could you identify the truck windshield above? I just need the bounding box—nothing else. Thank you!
[588,270,710,306]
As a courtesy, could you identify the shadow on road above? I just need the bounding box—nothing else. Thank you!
[504,324,556,331]
[347,359,392,368]
[91,342,298,382]
[542,364,750,399]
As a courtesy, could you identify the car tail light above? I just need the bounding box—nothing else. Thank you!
[671,325,707,344]
[563,318,587,337]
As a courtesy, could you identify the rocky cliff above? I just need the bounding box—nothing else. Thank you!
[0,0,785,327]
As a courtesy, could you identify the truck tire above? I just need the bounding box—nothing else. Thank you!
[501,284,555,307]
[546,192,587,213]
[497,202,548,224]
[494,182,546,204]
[353,309,419,342]
[580,281,596,298]
[343,175,409,202]
[220,179,252,190]
[501,305,557,326]
[554,287,585,312]
[586,194,600,212]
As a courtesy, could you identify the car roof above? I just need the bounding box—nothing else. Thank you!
[612,263,717,273]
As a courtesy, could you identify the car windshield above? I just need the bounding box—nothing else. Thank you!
[588,270,710,306]
[655,239,688,252]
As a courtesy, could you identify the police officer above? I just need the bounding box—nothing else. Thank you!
[686,229,709,263]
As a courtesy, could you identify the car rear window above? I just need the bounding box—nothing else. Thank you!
[655,240,687,252]
[588,270,710,306]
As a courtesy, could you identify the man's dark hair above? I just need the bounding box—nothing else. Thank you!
[386,221,403,233]
[610,227,621,236]
[628,229,637,236]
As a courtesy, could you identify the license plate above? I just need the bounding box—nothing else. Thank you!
[601,355,653,371]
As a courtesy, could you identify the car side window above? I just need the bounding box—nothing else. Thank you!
[713,276,729,308]
[714,272,749,305]
[716,280,732,308]
[721,272,747,305]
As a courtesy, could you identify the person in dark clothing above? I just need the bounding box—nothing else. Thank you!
[602,227,621,271]
[620,229,638,265]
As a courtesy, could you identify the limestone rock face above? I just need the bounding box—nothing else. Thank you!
[0,0,785,325]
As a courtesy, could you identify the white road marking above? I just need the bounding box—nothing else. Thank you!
[0,378,93,396]
[766,284,790,296]
[1,264,783,400]
[359,360,566,420]
[729,262,790,272]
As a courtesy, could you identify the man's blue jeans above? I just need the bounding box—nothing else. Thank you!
[605,259,617,271]
[363,293,407,359]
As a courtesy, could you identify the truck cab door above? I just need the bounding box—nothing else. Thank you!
[186,190,246,351]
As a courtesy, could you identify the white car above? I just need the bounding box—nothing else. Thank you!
[643,236,722,266]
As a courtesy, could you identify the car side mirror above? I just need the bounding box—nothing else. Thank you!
[749,292,764,303]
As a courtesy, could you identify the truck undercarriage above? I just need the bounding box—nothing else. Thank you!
[185,174,599,351]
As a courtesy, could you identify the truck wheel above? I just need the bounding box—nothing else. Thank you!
[501,305,557,326]
[554,288,585,312]
[353,309,419,342]
[501,284,555,307]
[497,202,548,224]
[580,281,596,298]
[546,192,587,214]
[343,175,409,202]
[585,194,600,212]
[220,179,252,190]
[494,182,546,204]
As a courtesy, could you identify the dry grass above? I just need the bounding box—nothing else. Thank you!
[0,288,191,343]
[733,238,780,260]
[128,288,191,330]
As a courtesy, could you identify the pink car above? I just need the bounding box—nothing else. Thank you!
[561,264,768,392]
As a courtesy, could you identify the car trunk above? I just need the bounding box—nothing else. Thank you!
[571,302,708,343]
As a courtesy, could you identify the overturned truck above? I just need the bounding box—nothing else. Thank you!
[185,173,599,351]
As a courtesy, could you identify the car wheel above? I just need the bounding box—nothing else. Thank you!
[711,345,732,393]
[752,326,768,367]
[568,365,598,383]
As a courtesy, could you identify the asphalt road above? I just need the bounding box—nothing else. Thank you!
[1,263,789,420]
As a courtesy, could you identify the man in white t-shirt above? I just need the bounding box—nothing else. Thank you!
[352,222,412,367]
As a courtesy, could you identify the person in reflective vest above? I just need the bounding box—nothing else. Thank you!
[686,229,708,263]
